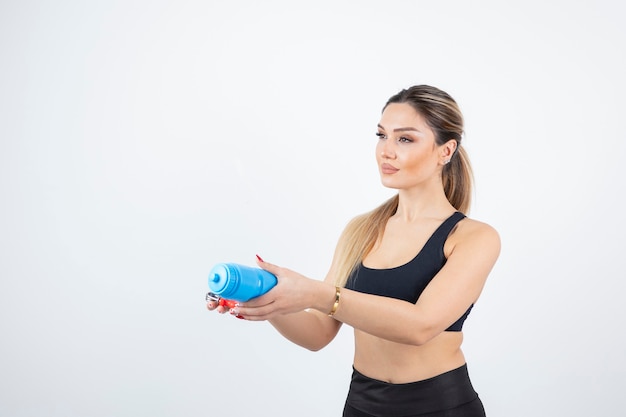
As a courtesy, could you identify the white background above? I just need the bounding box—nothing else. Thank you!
[1,1,625,416]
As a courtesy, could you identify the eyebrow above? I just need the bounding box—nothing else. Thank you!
[377,124,423,134]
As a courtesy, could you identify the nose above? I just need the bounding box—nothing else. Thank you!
[380,140,396,159]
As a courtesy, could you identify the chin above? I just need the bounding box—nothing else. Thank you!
[380,178,402,189]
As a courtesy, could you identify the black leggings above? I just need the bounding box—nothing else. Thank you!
[342,365,486,417]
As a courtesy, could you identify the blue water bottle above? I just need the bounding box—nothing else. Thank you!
[208,263,277,302]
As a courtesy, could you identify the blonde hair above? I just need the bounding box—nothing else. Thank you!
[334,85,474,287]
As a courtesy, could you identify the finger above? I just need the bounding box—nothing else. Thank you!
[239,311,274,321]
[206,293,221,310]
[234,300,277,320]
[255,258,283,277]
[240,287,278,307]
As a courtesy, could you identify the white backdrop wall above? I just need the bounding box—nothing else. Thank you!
[1,1,625,416]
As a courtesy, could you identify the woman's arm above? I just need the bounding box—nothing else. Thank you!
[238,220,500,346]
[265,276,342,352]
[218,222,356,351]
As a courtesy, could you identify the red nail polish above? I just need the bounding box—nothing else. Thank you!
[256,254,264,262]
[230,309,243,319]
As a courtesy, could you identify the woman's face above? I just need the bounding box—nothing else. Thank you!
[375,103,453,190]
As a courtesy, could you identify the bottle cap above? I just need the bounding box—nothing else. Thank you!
[208,263,238,296]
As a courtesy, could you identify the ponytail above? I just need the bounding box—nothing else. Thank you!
[443,145,473,214]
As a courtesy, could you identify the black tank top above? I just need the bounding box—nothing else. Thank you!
[345,211,472,332]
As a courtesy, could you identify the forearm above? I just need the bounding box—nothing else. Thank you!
[269,309,341,351]
[321,288,435,345]
[241,278,432,346]
[285,273,428,346]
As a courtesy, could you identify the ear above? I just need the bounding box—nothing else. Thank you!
[439,139,457,164]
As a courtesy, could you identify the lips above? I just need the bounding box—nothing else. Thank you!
[381,163,399,174]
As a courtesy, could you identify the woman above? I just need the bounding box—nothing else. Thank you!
[207,85,500,417]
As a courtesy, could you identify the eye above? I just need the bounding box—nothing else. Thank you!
[376,132,386,140]
[398,136,413,143]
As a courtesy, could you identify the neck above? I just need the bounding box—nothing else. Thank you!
[394,181,455,222]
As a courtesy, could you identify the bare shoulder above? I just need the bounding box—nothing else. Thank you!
[459,217,499,239]
[448,216,501,256]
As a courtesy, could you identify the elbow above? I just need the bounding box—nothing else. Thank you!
[304,334,336,352]
[292,329,335,352]
[306,344,326,352]
[281,337,330,352]
[401,309,449,346]
[406,334,430,347]
[302,338,332,352]
[415,335,438,346]
[306,318,340,351]
[404,324,439,346]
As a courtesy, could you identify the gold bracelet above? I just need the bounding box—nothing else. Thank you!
[328,286,341,317]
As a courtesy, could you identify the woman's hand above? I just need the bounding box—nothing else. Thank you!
[230,258,333,321]
[205,257,342,350]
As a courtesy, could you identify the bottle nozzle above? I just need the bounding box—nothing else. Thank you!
[211,273,220,283]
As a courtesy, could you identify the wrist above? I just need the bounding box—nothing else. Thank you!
[327,286,341,317]
[313,282,340,316]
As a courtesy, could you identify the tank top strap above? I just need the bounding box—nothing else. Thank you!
[431,211,466,243]
[413,211,467,262]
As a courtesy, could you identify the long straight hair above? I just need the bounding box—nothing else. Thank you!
[334,85,473,287]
